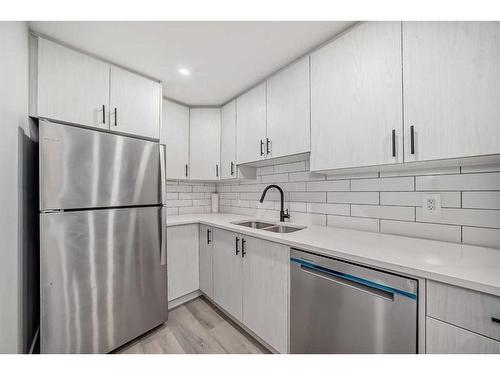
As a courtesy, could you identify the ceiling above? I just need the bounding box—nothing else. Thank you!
[28,21,355,106]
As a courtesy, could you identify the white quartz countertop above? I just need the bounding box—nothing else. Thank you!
[167,213,500,297]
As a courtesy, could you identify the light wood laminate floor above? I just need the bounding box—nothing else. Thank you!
[115,297,269,354]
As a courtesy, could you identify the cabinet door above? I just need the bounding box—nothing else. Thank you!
[167,224,199,302]
[162,99,190,179]
[36,38,110,129]
[242,236,288,353]
[220,100,237,179]
[212,229,242,321]
[189,108,221,180]
[236,83,267,164]
[310,22,403,171]
[110,66,161,139]
[403,22,500,162]
[199,225,214,298]
[267,57,310,159]
[426,317,500,354]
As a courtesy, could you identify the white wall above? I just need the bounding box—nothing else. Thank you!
[0,21,29,354]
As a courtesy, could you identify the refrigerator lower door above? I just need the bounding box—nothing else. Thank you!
[40,206,167,353]
[39,120,161,210]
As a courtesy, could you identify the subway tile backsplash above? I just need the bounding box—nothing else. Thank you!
[166,180,216,215]
[217,161,500,249]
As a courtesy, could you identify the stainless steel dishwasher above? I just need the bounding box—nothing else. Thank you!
[290,249,418,354]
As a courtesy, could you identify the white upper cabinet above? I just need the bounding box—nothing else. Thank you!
[33,37,110,129]
[189,108,221,180]
[403,22,500,162]
[109,66,161,139]
[220,100,237,179]
[236,83,267,164]
[310,22,403,172]
[161,99,190,179]
[267,57,311,159]
[31,36,161,139]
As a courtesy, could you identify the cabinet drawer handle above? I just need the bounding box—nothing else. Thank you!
[207,229,211,244]
[492,317,500,324]
[102,104,106,124]
[235,237,240,255]
[216,164,219,178]
[391,129,396,157]
[410,125,415,155]
[260,140,264,156]
[241,238,246,257]
[185,164,188,177]
[266,138,271,155]
[114,107,118,126]
[230,161,234,176]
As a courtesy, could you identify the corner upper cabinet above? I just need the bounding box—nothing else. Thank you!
[403,22,500,162]
[30,36,110,129]
[161,99,190,179]
[266,57,310,159]
[189,108,221,180]
[236,83,267,164]
[310,22,403,172]
[109,66,161,139]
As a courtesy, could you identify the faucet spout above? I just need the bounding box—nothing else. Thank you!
[259,184,290,222]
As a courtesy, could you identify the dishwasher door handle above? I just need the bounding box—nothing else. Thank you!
[300,264,395,301]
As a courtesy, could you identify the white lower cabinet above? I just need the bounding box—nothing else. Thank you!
[212,228,243,321]
[199,225,214,299]
[211,227,288,353]
[241,236,288,354]
[167,224,199,302]
[425,280,500,353]
[426,317,500,354]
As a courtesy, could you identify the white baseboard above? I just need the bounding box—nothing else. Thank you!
[168,290,201,310]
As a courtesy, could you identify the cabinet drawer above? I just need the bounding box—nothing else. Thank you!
[427,281,500,341]
[426,317,500,354]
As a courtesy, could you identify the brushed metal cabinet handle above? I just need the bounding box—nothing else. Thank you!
[260,139,264,156]
[241,238,246,257]
[114,107,117,126]
[235,237,240,255]
[102,104,106,124]
[392,129,396,157]
[410,125,415,155]
[266,138,271,155]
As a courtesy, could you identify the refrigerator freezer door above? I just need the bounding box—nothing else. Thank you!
[40,206,167,353]
[39,120,160,210]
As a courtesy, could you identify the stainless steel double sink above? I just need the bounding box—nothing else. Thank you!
[232,220,306,233]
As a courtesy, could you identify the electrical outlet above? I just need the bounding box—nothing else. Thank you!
[422,194,441,215]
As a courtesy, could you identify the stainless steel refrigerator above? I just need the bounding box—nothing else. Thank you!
[39,120,168,354]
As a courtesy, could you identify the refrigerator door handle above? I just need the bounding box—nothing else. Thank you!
[160,206,166,266]
[159,144,167,205]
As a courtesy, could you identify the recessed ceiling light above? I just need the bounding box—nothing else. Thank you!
[178,68,190,76]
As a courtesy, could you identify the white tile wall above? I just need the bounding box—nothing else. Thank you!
[166,180,216,215]
[217,161,500,249]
